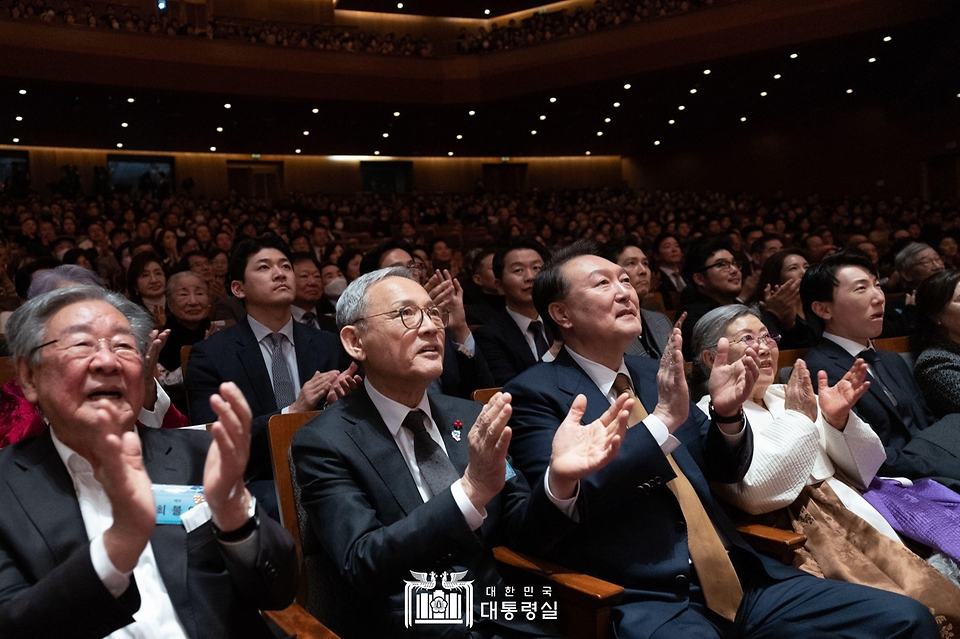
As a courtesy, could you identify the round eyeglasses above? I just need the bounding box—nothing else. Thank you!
[358,306,450,330]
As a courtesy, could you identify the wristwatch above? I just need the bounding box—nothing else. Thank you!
[211,495,259,543]
[708,402,744,424]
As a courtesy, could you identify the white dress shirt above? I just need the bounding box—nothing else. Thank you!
[291,305,320,330]
[697,386,899,542]
[137,383,171,430]
[505,307,555,363]
[364,379,577,529]
[247,315,302,411]
[660,266,686,292]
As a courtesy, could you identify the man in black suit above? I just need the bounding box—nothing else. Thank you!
[290,252,339,334]
[678,236,744,360]
[475,238,555,385]
[0,286,298,638]
[503,242,937,639]
[601,236,672,358]
[463,245,506,326]
[801,250,960,491]
[653,232,688,310]
[292,267,626,638]
[185,235,356,518]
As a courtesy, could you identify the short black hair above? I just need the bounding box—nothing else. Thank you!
[14,257,60,301]
[492,237,550,281]
[471,245,498,274]
[359,239,415,276]
[750,233,784,255]
[126,250,165,302]
[652,232,681,257]
[600,236,643,265]
[683,236,734,283]
[290,251,323,272]
[228,234,292,284]
[533,239,600,337]
[799,250,879,334]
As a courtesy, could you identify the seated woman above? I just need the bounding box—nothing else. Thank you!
[690,304,960,626]
[747,249,818,350]
[127,250,167,329]
[157,271,213,387]
[914,269,960,419]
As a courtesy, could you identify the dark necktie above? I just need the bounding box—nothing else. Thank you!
[268,333,296,409]
[300,312,317,329]
[857,348,901,408]
[402,409,460,498]
[528,320,549,360]
[612,373,743,621]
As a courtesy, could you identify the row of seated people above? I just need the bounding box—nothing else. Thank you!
[2,229,960,636]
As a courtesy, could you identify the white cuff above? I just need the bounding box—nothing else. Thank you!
[137,381,171,429]
[455,333,476,357]
[719,419,746,447]
[451,478,487,531]
[90,534,132,598]
[543,466,579,520]
[643,413,680,455]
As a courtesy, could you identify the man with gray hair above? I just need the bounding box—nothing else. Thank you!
[292,266,628,638]
[0,286,298,637]
[885,242,945,337]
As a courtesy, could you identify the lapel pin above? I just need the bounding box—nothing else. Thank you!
[452,420,463,441]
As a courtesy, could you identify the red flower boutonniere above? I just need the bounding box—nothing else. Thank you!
[452,420,463,441]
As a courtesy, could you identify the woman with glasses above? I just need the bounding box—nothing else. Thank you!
[688,304,960,625]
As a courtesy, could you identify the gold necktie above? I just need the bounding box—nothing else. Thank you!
[612,373,648,427]
[612,373,743,621]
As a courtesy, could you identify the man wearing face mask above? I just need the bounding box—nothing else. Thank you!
[319,263,347,314]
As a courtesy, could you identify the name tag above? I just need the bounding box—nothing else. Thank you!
[505,460,516,482]
[152,484,205,525]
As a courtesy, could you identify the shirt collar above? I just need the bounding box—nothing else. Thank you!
[290,305,314,322]
[565,346,631,400]
[364,378,433,438]
[823,332,874,358]
[505,306,543,334]
[248,314,296,345]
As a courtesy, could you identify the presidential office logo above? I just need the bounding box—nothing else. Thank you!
[404,570,474,628]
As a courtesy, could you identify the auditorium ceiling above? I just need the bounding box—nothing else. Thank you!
[1,15,957,158]
[336,0,546,18]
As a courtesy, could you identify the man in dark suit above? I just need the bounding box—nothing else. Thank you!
[290,252,339,334]
[602,237,672,358]
[653,232,688,310]
[503,242,937,639]
[475,238,555,385]
[0,286,298,638]
[678,236,744,360]
[801,250,960,491]
[185,235,356,517]
[292,267,626,638]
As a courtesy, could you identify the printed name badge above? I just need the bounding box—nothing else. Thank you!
[505,460,516,482]
[153,484,205,525]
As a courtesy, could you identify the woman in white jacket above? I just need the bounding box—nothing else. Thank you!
[690,304,960,628]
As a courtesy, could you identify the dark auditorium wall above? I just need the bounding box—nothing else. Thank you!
[622,105,960,199]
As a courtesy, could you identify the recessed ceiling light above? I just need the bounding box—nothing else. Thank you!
[868,57,877,63]
[18,89,26,95]
[312,108,319,114]
[116,143,123,148]
[224,103,231,109]
[295,149,301,154]
[623,83,631,90]
[216,127,223,132]
[760,91,768,97]
[382,133,389,138]
[456,134,463,140]
[121,122,128,127]
[668,119,675,124]
[613,102,620,107]
[397,2,402,7]
[740,117,747,122]
[773,74,781,79]
[703,69,710,75]
[790,53,798,59]
[585,151,591,155]
[303,131,310,136]
[597,131,603,136]
[15,116,22,121]
[846,89,853,94]
[549,97,557,103]
[531,130,537,135]
[468,110,476,116]
[604,118,611,123]
[374,151,380,155]
[689,89,697,94]
[883,36,892,42]
[393,111,400,117]
[210,146,217,151]
[127,98,134,103]
[540,115,546,120]
[678,105,685,111]
[654,140,660,146]
[448,151,454,156]
[12,138,19,143]
[484,8,490,14]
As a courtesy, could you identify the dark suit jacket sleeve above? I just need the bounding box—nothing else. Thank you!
[183,335,222,426]
[440,336,496,399]
[696,405,754,484]
[474,324,524,387]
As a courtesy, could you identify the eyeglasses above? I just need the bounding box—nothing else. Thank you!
[699,259,742,274]
[732,332,780,349]
[915,256,944,269]
[31,335,142,362]
[358,306,450,330]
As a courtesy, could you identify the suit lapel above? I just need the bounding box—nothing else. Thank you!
[429,394,470,474]
[236,318,278,413]
[343,388,425,516]
[501,312,537,367]
[821,340,900,416]
[292,321,320,386]
[554,349,611,422]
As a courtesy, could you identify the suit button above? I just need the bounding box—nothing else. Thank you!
[675,520,686,532]
[675,574,688,587]
[654,476,663,486]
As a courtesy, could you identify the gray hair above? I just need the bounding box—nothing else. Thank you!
[894,242,933,277]
[689,304,762,394]
[7,285,154,368]
[166,270,208,298]
[27,264,104,299]
[336,266,415,330]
